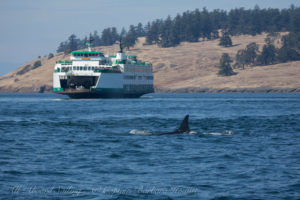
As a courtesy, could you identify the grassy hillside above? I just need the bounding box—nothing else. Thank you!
[0,33,299,93]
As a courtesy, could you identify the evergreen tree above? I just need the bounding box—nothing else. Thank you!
[92,31,101,46]
[32,60,42,70]
[289,5,300,33]
[123,25,138,50]
[173,14,184,41]
[57,41,67,53]
[201,8,213,39]
[219,30,232,47]
[257,44,277,65]
[48,53,54,59]
[159,16,180,47]
[144,22,151,36]
[120,27,127,38]
[277,32,300,62]
[251,5,263,35]
[245,42,259,64]
[111,27,120,43]
[218,53,236,76]
[64,34,79,54]
[136,23,145,37]
[101,28,114,46]
[277,47,300,62]
[145,20,162,45]
[235,43,259,69]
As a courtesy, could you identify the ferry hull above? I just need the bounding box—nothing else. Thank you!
[57,90,153,99]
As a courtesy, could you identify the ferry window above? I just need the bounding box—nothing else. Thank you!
[80,67,83,71]
[88,67,91,70]
[76,67,79,70]
[84,53,88,57]
[84,66,87,70]
[72,67,75,71]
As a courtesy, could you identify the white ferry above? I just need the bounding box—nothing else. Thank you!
[53,42,154,98]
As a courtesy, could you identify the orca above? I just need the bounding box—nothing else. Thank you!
[157,115,191,135]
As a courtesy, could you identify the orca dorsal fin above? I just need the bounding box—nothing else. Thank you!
[176,115,190,133]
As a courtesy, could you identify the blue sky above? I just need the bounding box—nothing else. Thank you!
[0,0,299,76]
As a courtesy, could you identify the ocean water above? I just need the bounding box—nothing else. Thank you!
[0,93,299,200]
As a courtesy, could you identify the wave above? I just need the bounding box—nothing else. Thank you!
[129,129,234,136]
[129,129,198,136]
[202,130,235,136]
[129,129,153,136]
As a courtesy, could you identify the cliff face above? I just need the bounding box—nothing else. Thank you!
[0,34,299,93]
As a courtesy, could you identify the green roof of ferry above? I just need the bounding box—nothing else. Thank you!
[72,51,103,54]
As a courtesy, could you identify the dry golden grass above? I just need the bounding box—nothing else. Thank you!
[0,33,299,92]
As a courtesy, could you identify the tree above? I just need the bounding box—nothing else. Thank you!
[159,16,180,47]
[136,23,145,37]
[145,20,162,45]
[218,53,236,76]
[122,25,138,50]
[219,30,232,47]
[257,44,277,65]
[277,47,300,62]
[64,34,79,54]
[235,42,259,69]
[101,27,119,46]
[57,41,67,53]
[32,60,42,69]
[92,31,101,46]
[245,42,259,64]
[120,27,127,38]
[48,53,54,59]
[277,32,300,62]
[290,5,300,33]
[235,49,247,69]
[201,8,214,40]
[111,27,120,43]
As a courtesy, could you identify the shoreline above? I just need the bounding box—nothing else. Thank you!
[155,87,300,93]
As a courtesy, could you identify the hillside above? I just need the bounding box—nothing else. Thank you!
[0,33,299,93]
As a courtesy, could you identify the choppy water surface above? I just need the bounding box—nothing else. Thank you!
[0,93,299,199]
